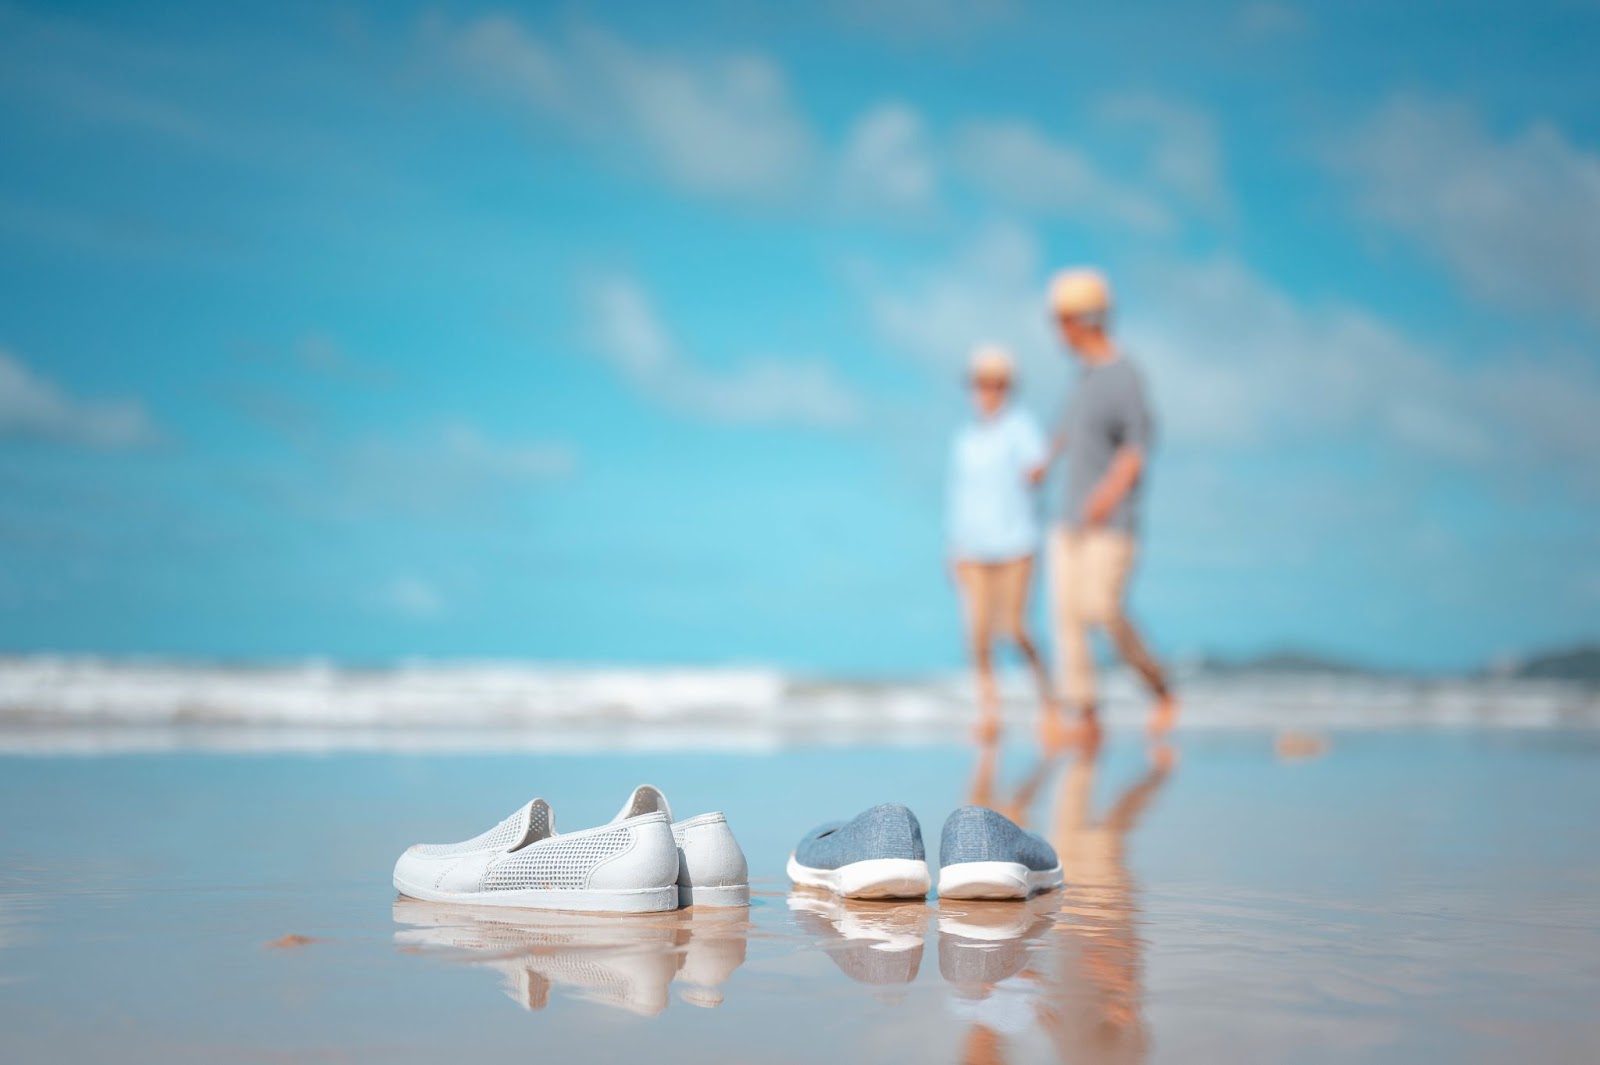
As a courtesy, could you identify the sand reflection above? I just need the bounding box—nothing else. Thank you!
[392,898,749,1015]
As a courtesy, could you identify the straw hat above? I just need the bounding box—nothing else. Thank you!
[968,344,1015,381]
[1048,268,1112,319]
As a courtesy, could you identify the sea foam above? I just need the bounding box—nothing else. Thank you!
[0,655,1594,753]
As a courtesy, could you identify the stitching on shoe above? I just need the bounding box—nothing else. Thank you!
[436,853,476,890]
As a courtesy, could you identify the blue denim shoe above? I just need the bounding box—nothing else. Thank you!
[937,806,1063,900]
[786,803,931,899]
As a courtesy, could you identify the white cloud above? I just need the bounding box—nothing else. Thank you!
[1097,94,1231,217]
[292,332,392,386]
[950,120,1171,232]
[439,16,1235,235]
[1123,256,1600,482]
[0,349,162,449]
[851,225,1599,489]
[837,103,940,214]
[585,275,862,428]
[832,0,1017,40]
[0,7,220,147]
[328,422,576,517]
[853,221,1060,383]
[446,14,567,112]
[592,36,814,199]
[429,422,576,481]
[441,16,816,200]
[383,576,443,620]
[1471,351,1600,478]
[1123,258,1486,455]
[1236,1,1308,39]
[1343,97,1600,324]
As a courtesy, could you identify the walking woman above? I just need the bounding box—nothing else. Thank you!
[947,345,1065,745]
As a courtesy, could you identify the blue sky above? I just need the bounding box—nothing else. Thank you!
[0,0,1597,673]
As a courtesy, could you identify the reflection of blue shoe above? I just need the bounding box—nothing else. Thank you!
[787,894,929,984]
[786,803,931,899]
[937,806,1063,900]
[938,893,1057,986]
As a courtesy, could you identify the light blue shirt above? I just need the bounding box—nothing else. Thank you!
[947,406,1047,563]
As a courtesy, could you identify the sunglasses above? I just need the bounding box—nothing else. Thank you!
[1055,311,1105,327]
[971,377,1010,391]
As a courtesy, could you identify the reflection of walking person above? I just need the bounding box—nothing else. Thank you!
[1040,733,1174,1065]
[1038,269,1178,737]
[947,346,1065,745]
[952,734,1175,1065]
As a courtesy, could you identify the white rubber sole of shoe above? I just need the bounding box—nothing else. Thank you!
[679,882,751,908]
[786,855,931,899]
[394,877,679,913]
[937,861,1064,900]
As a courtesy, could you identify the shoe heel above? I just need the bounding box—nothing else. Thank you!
[937,861,1030,900]
[838,859,931,900]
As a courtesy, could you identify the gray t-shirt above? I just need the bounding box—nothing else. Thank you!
[1056,355,1154,533]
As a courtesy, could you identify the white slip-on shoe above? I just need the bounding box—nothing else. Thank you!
[393,798,680,913]
[612,785,750,908]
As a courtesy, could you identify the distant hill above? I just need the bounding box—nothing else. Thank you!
[1190,644,1600,685]
[1192,650,1376,677]
[1510,646,1600,683]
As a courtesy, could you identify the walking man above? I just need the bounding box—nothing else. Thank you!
[1038,269,1177,736]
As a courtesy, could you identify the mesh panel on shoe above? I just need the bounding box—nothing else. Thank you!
[529,955,643,1010]
[483,828,632,891]
[455,921,583,953]
[528,804,551,843]
[411,806,540,858]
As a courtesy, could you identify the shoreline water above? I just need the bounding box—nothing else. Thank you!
[2,734,1598,1063]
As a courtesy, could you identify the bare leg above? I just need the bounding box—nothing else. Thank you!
[995,555,1068,748]
[966,734,1001,808]
[1105,614,1177,735]
[1089,531,1177,736]
[954,561,1001,743]
[1049,528,1098,736]
[960,1025,1006,1065]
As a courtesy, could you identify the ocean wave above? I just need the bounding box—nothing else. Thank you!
[0,656,1595,753]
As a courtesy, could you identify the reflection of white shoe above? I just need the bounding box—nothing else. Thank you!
[787,890,931,984]
[393,797,679,912]
[393,898,750,1017]
[613,786,750,908]
[673,906,750,1007]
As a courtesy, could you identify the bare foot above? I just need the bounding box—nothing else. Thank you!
[1038,713,1074,750]
[1274,731,1328,762]
[1078,713,1104,754]
[973,715,1002,745]
[1147,693,1179,737]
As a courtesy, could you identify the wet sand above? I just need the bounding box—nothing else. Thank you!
[1,731,1599,1063]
